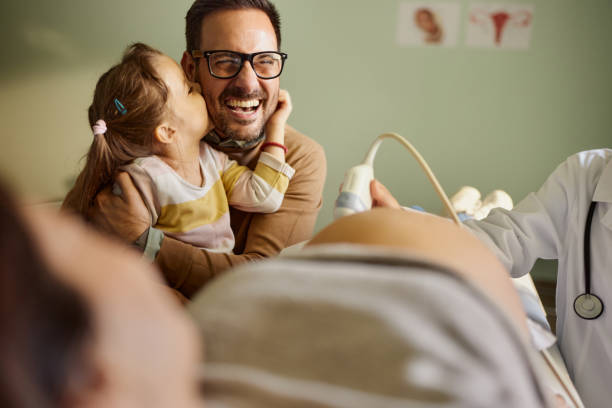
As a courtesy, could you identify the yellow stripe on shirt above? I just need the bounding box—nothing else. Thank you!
[253,162,290,194]
[221,161,248,197]
[156,178,229,233]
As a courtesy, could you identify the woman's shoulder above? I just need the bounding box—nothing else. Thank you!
[566,148,612,171]
[554,149,612,202]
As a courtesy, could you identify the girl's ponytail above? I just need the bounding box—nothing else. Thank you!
[62,120,118,215]
[62,43,168,219]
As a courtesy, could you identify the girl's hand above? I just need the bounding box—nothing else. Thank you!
[266,89,292,131]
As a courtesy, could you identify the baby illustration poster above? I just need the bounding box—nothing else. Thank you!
[396,2,461,47]
[466,4,534,49]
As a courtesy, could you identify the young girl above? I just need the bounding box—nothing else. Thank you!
[63,43,294,253]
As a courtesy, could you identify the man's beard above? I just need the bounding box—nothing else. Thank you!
[213,86,269,143]
[214,114,265,143]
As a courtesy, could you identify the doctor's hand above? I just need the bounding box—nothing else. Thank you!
[89,172,150,243]
[370,179,401,209]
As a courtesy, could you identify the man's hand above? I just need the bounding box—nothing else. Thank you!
[370,179,401,209]
[89,172,150,242]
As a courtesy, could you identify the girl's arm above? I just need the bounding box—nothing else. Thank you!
[219,150,295,214]
[260,89,292,162]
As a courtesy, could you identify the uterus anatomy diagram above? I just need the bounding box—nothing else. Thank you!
[468,7,533,48]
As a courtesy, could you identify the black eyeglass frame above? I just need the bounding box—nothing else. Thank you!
[191,50,288,80]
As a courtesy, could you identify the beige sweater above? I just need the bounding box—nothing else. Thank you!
[156,126,326,297]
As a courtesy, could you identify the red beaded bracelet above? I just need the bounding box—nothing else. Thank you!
[260,141,288,154]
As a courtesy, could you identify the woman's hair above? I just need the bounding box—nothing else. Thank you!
[0,182,92,407]
[63,43,168,216]
[415,7,434,21]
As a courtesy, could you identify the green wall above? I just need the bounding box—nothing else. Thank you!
[1,1,611,275]
[273,0,611,229]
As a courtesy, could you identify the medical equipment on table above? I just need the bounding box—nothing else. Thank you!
[334,132,584,407]
[573,201,604,320]
[334,132,461,224]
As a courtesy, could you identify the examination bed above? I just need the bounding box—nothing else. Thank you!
[190,235,584,407]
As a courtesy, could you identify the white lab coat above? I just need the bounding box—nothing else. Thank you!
[464,149,612,408]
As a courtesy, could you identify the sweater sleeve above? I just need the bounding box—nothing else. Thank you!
[463,153,584,278]
[219,151,295,213]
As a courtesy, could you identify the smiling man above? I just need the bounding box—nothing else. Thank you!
[185,5,283,146]
[91,0,326,298]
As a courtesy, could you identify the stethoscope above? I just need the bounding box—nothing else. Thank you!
[573,201,605,320]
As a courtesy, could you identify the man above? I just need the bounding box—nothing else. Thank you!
[92,0,326,298]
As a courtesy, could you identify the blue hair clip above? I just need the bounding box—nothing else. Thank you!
[114,98,127,115]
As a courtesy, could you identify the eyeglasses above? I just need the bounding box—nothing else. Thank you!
[191,50,288,80]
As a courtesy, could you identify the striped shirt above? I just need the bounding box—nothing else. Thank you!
[123,142,294,253]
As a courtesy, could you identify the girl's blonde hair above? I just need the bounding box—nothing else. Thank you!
[63,43,168,216]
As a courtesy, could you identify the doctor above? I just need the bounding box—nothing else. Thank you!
[370,148,612,408]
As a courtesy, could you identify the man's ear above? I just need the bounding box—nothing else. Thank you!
[181,51,196,82]
[154,123,176,145]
